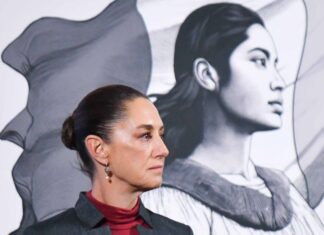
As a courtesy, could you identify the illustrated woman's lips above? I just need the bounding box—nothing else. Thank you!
[268,99,283,115]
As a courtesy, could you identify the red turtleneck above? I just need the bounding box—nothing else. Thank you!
[86,191,150,235]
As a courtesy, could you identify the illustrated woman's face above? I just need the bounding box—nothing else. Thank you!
[219,23,284,131]
[107,97,169,192]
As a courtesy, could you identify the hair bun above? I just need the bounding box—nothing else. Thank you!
[61,116,76,150]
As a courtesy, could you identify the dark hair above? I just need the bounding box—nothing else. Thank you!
[153,3,264,161]
[61,84,147,178]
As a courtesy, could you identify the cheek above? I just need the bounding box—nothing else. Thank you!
[220,68,270,117]
[111,142,152,179]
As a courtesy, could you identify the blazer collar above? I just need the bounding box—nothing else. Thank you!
[138,198,153,228]
[75,192,154,231]
[75,192,106,228]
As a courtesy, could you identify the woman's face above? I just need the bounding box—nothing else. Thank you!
[218,23,284,131]
[107,97,169,192]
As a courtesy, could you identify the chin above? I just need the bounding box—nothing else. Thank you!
[139,178,162,192]
[253,117,282,131]
[149,178,163,189]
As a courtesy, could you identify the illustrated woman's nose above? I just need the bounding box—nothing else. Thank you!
[270,71,285,91]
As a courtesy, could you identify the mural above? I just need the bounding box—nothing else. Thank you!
[0,0,323,234]
[142,3,323,234]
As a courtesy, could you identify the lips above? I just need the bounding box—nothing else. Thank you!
[149,165,163,170]
[268,99,283,115]
[148,165,163,170]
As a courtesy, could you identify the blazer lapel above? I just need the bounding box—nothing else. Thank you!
[137,225,158,235]
[75,193,158,234]
[86,226,112,235]
[137,199,159,234]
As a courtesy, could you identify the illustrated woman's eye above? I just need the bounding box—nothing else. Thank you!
[251,58,267,68]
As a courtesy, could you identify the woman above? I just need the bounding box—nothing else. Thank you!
[142,3,324,235]
[23,85,193,235]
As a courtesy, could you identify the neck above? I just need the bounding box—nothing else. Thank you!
[189,96,253,178]
[91,174,140,210]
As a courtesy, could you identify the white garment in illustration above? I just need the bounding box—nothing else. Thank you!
[142,160,324,235]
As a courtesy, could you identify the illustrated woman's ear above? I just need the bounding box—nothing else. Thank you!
[193,58,219,91]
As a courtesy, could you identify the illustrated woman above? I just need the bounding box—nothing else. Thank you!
[142,3,324,235]
[24,85,193,235]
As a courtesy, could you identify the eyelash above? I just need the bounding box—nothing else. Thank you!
[139,133,165,141]
[251,58,267,68]
[141,133,152,141]
[160,133,165,140]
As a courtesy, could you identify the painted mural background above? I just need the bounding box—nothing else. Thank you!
[0,0,323,234]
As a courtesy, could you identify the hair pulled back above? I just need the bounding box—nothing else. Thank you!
[61,84,147,178]
[153,3,264,161]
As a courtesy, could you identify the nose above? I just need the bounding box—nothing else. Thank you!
[270,70,285,91]
[154,136,169,159]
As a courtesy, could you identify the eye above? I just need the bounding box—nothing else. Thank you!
[274,59,279,69]
[140,132,152,141]
[160,133,165,140]
[251,58,267,68]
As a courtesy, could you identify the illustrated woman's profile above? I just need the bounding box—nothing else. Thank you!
[142,3,324,234]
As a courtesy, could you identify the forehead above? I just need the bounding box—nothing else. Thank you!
[235,24,277,58]
[122,97,163,128]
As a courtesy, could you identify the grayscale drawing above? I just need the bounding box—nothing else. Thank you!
[0,0,324,235]
[292,0,324,208]
[142,3,324,234]
[0,1,152,234]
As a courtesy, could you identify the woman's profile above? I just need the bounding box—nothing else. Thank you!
[24,85,193,235]
[142,3,324,234]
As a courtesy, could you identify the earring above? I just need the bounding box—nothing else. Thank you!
[104,162,112,183]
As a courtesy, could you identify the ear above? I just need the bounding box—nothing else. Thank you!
[193,58,219,91]
[84,135,109,165]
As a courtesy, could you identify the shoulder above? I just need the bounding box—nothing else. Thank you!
[147,208,193,234]
[23,208,82,235]
[142,186,211,215]
[142,188,210,234]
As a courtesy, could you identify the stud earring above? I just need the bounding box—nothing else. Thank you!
[104,162,112,183]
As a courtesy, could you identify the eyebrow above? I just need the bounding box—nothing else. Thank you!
[248,47,279,64]
[248,48,270,59]
[136,124,164,131]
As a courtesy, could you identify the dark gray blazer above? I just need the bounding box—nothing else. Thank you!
[23,193,193,235]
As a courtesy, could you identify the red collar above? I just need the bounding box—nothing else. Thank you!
[86,191,149,230]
